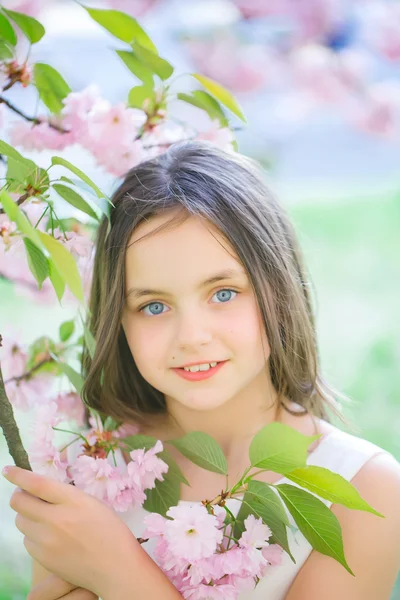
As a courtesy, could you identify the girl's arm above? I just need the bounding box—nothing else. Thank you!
[285,452,400,600]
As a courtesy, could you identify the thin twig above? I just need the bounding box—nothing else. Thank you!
[0,95,68,133]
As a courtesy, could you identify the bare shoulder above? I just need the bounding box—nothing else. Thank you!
[285,449,400,599]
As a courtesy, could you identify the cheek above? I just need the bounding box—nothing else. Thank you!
[122,317,167,372]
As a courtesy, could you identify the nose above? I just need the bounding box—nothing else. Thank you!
[175,306,213,350]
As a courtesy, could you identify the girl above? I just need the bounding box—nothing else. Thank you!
[7,140,400,600]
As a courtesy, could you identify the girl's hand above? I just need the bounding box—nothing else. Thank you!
[3,465,139,597]
[27,574,98,600]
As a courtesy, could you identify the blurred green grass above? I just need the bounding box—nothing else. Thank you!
[1,192,399,598]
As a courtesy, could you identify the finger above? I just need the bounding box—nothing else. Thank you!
[14,513,43,539]
[10,488,54,521]
[2,466,76,504]
[27,573,78,600]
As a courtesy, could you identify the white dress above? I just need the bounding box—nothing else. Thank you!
[67,427,391,599]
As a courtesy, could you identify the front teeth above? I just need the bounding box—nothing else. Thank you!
[184,361,218,372]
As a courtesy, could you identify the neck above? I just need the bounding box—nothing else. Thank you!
[155,370,285,458]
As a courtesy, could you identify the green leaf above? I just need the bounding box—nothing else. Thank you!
[34,63,71,114]
[249,422,321,473]
[233,480,294,562]
[48,259,65,301]
[0,139,37,168]
[83,322,96,360]
[0,189,43,248]
[104,416,121,431]
[192,74,246,122]
[143,465,181,516]
[26,336,59,375]
[84,7,157,52]
[177,91,229,127]
[285,466,385,517]
[53,184,99,221]
[168,431,228,475]
[144,449,188,516]
[59,320,75,342]
[132,41,173,80]
[122,433,159,451]
[6,156,35,193]
[52,358,84,394]
[0,12,17,46]
[50,157,112,205]
[116,50,154,86]
[128,84,156,110]
[277,483,354,575]
[23,238,49,288]
[2,8,45,44]
[0,40,13,60]
[38,231,84,302]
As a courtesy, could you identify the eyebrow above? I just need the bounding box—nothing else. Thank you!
[126,268,246,300]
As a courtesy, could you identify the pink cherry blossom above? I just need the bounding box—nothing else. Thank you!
[62,84,103,139]
[143,512,168,537]
[261,543,284,567]
[164,503,223,562]
[239,514,272,549]
[69,454,123,501]
[85,101,145,151]
[127,439,169,490]
[182,582,238,600]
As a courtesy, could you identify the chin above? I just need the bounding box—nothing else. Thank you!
[178,394,231,412]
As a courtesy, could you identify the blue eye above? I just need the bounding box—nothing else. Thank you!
[139,288,238,317]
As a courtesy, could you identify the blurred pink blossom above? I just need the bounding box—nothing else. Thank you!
[28,401,70,481]
[52,391,86,427]
[52,227,94,260]
[106,0,160,17]
[232,0,346,42]
[197,120,235,152]
[345,81,400,137]
[9,119,74,151]
[2,0,44,17]
[186,35,276,94]
[363,4,400,62]
[0,337,27,380]
[6,371,54,411]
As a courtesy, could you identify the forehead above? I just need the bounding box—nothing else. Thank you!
[125,213,244,282]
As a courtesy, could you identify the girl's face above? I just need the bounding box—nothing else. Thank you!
[121,211,271,414]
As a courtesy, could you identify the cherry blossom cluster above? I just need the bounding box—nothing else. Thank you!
[6,83,234,177]
[27,402,169,513]
[143,506,283,599]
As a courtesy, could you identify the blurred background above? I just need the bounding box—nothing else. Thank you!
[0,0,399,597]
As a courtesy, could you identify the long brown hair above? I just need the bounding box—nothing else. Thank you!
[81,140,352,430]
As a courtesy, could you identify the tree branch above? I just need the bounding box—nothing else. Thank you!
[0,334,32,470]
[0,95,69,133]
